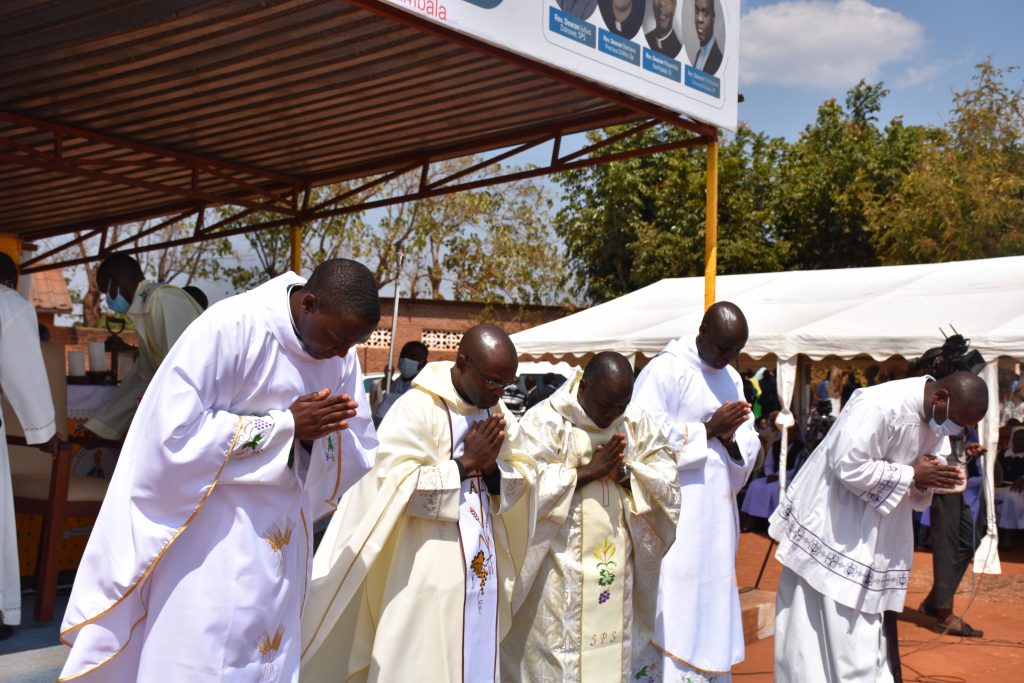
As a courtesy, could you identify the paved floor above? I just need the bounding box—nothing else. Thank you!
[2,534,1022,681]
[0,591,69,682]
[734,531,1024,683]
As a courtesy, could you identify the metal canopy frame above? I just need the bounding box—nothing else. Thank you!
[1,0,718,274]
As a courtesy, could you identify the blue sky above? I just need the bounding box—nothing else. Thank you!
[737,0,1024,139]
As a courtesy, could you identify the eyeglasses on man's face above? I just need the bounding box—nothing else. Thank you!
[463,355,516,390]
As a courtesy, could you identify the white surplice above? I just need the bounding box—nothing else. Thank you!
[631,339,759,681]
[768,377,945,682]
[300,361,536,683]
[85,280,202,440]
[501,371,680,683]
[59,273,376,682]
[0,285,56,627]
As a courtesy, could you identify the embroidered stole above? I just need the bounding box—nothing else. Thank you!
[575,427,628,680]
[446,404,499,683]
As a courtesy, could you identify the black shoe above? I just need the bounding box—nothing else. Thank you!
[0,622,12,641]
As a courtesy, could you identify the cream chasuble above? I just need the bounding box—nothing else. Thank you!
[502,372,680,683]
[631,339,760,681]
[85,280,203,440]
[300,361,536,683]
[59,273,376,682]
[0,286,57,627]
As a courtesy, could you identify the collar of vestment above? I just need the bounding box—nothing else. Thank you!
[662,336,722,373]
[548,367,625,436]
[412,360,491,416]
[254,271,321,363]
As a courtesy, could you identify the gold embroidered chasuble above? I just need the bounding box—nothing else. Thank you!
[501,372,680,682]
[300,361,536,682]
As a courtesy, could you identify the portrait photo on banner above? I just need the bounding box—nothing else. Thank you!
[598,0,647,40]
[643,0,684,60]
[682,0,726,76]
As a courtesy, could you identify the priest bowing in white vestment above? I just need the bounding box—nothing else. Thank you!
[301,324,535,683]
[502,352,680,683]
[769,373,989,683]
[0,255,57,639]
[631,302,759,682]
[59,260,380,682]
[84,253,203,440]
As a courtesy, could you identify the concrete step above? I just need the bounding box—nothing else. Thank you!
[740,588,775,644]
[0,644,67,683]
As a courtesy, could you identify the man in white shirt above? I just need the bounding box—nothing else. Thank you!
[0,253,57,640]
[769,372,989,682]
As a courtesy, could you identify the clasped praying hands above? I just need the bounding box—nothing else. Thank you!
[289,389,358,441]
[460,414,507,475]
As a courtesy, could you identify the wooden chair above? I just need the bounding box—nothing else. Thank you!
[10,435,107,621]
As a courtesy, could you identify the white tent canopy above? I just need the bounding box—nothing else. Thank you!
[512,256,1024,574]
[513,256,1024,363]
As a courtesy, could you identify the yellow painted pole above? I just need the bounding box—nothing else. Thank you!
[703,138,719,311]
[0,234,21,264]
[290,224,302,273]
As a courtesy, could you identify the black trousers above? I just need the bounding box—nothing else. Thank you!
[924,491,979,610]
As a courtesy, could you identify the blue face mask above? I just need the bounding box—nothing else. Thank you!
[398,357,422,380]
[930,398,964,438]
[105,284,131,314]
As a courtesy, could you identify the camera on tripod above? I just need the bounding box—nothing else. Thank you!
[907,325,985,379]
[802,399,837,458]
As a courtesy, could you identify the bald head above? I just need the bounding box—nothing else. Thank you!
[458,323,517,366]
[453,323,518,409]
[926,371,989,429]
[579,352,634,428]
[696,301,748,369]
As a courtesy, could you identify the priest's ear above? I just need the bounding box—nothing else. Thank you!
[299,292,319,313]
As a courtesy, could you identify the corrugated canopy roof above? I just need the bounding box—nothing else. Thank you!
[0,0,711,244]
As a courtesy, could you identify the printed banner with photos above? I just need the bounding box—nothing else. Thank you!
[379,0,738,130]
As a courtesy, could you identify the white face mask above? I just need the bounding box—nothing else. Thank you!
[930,396,964,438]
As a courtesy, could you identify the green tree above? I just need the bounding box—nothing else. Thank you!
[555,124,788,303]
[774,80,935,270]
[868,60,1024,262]
[214,159,569,306]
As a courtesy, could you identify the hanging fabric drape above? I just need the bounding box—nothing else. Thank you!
[775,356,798,496]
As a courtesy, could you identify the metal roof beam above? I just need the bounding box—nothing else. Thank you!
[0,110,301,185]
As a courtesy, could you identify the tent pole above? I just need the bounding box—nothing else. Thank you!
[704,136,719,311]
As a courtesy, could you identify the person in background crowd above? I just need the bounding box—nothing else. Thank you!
[81,253,203,441]
[372,341,429,427]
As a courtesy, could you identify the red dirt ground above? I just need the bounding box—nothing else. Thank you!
[733,531,1024,683]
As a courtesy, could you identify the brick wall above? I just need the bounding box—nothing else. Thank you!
[42,298,571,376]
[356,298,569,374]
